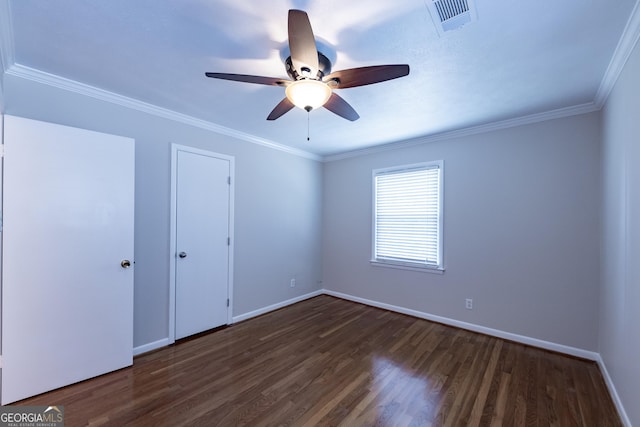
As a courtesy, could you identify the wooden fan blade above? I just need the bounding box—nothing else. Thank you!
[205,72,288,86]
[267,98,295,120]
[288,10,319,77]
[323,93,359,121]
[324,65,410,89]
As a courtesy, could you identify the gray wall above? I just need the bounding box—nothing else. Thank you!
[600,37,640,426]
[3,74,323,349]
[4,51,638,423]
[323,112,602,351]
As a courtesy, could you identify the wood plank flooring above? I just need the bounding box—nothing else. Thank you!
[18,295,621,426]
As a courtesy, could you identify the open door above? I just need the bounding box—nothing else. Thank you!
[1,116,135,404]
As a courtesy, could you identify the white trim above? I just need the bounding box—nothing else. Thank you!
[132,286,633,427]
[4,64,321,162]
[321,3,640,162]
[169,144,235,344]
[0,0,638,162]
[596,355,632,427]
[369,260,445,274]
[0,60,606,165]
[231,290,323,323]
[594,0,640,108]
[227,158,236,327]
[323,102,598,162]
[135,290,323,355]
[138,287,609,362]
[168,145,178,343]
[133,338,171,357]
[127,288,629,426]
[323,289,599,360]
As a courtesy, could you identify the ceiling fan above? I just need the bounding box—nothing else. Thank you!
[205,9,410,121]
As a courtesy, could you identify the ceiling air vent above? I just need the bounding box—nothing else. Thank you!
[425,0,477,36]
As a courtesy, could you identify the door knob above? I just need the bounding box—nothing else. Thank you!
[121,259,131,269]
[178,252,187,258]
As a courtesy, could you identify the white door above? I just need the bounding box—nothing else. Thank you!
[1,116,135,404]
[174,148,231,340]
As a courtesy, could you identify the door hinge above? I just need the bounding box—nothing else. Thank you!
[227,299,230,307]
[227,237,230,246]
[0,144,4,158]
[227,176,231,185]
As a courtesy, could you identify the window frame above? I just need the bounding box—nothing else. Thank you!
[370,161,444,273]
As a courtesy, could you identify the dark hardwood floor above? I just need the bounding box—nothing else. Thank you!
[19,295,621,426]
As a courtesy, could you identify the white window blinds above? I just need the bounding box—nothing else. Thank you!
[373,163,442,269]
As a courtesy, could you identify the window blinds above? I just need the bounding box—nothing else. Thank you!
[374,165,441,267]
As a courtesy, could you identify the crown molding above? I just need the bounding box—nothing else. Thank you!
[594,0,640,108]
[2,0,639,162]
[324,102,599,162]
[326,0,640,162]
[0,0,319,160]
[5,64,322,161]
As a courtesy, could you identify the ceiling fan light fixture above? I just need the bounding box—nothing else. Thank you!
[285,79,332,111]
[205,10,409,121]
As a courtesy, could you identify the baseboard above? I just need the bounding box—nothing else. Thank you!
[323,289,599,361]
[130,287,629,425]
[596,355,632,427]
[133,338,171,356]
[232,289,323,323]
[133,288,599,364]
[132,290,323,356]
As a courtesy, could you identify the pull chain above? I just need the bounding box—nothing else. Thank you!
[307,110,310,141]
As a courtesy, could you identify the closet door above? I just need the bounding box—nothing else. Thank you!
[174,148,231,339]
[1,116,135,404]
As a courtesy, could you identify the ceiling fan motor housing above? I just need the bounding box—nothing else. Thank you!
[285,52,332,81]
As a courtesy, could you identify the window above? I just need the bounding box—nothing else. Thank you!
[372,161,443,272]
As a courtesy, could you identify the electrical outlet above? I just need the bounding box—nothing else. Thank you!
[290,278,296,288]
[465,298,473,310]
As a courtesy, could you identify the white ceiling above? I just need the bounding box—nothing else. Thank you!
[2,0,639,157]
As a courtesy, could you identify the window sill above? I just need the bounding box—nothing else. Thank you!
[370,260,445,275]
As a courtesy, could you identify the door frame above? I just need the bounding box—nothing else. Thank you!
[168,143,235,344]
